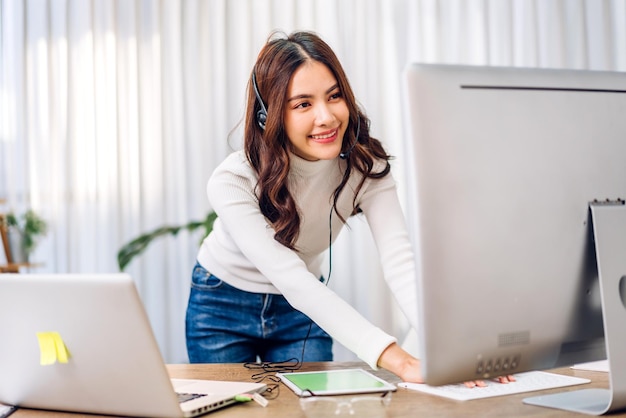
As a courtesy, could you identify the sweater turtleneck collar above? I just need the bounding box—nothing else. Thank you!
[288,151,339,178]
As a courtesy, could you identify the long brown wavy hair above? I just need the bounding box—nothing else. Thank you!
[245,31,391,250]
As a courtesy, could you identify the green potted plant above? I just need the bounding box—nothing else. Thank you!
[3,209,48,264]
[117,211,217,271]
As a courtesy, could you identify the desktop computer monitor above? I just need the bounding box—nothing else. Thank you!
[403,63,626,414]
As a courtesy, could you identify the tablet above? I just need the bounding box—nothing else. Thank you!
[276,369,397,396]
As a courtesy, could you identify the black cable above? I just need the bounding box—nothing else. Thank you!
[244,207,336,395]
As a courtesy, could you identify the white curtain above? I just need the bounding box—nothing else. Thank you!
[1,0,624,363]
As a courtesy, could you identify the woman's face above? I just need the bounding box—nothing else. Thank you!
[283,61,350,161]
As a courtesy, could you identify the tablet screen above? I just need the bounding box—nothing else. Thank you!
[276,369,397,396]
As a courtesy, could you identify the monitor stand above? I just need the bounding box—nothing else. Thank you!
[523,201,626,415]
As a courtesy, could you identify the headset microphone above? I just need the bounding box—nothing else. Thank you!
[252,71,268,130]
[339,119,360,159]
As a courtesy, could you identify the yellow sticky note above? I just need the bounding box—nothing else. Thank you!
[36,332,71,365]
[37,332,57,365]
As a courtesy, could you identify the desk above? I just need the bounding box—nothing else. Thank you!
[10,362,624,417]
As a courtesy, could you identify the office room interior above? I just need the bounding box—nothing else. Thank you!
[1,0,625,366]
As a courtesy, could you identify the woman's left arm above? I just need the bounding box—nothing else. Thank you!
[358,173,420,333]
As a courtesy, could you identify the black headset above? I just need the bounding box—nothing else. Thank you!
[252,70,359,159]
[251,71,268,130]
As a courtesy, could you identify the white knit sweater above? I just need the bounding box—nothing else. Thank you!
[196,150,418,369]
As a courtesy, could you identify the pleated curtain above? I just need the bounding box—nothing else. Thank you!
[1,0,624,362]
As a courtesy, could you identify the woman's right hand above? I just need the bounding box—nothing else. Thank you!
[377,342,423,383]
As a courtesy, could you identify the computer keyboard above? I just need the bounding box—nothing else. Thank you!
[398,371,590,401]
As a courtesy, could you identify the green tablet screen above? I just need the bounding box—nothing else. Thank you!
[277,369,396,396]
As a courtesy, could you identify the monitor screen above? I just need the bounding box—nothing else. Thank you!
[402,63,626,413]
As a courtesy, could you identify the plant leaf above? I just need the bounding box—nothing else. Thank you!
[117,211,217,271]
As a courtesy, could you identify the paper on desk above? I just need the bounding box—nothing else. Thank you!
[0,403,17,418]
[571,360,609,372]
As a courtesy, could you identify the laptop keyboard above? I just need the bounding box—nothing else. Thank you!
[177,392,207,403]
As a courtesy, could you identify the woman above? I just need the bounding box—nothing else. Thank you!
[185,30,422,383]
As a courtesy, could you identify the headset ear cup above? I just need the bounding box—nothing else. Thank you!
[256,109,267,130]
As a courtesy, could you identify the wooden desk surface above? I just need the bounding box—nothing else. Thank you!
[10,362,624,417]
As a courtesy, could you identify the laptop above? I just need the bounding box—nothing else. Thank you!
[0,274,266,417]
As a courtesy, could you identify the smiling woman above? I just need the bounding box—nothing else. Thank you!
[185,30,423,384]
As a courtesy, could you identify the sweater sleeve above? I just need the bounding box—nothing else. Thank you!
[358,172,420,335]
[206,155,396,369]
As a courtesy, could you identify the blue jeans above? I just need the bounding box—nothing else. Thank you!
[185,262,333,363]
